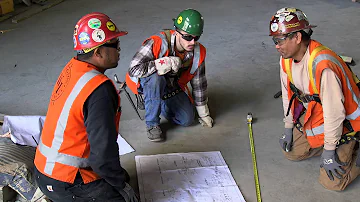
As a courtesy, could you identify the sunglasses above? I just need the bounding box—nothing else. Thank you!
[177,30,200,42]
[272,33,295,45]
[102,40,121,51]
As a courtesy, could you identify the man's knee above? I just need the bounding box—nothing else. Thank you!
[282,143,322,161]
[283,150,305,161]
[179,118,194,127]
[172,108,194,127]
[318,168,347,191]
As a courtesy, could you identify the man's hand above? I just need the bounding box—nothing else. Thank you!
[320,149,347,181]
[118,183,139,202]
[154,56,181,75]
[196,105,213,128]
[168,56,181,73]
[279,128,293,152]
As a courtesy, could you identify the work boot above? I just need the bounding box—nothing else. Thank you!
[147,126,164,142]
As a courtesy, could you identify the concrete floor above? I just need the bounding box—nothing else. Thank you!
[0,0,360,201]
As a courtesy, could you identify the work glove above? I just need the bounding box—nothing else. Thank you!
[320,149,346,181]
[118,182,139,202]
[154,56,181,75]
[279,128,293,152]
[196,105,213,128]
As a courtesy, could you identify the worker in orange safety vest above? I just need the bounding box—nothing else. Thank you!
[126,9,214,142]
[270,7,360,191]
[33,12,138,202]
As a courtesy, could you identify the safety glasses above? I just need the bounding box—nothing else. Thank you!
[272,33,295,45]
[102,40,120,51]
[177,30,200,42]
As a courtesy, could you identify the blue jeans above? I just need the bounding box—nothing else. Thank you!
[139,73,194,127]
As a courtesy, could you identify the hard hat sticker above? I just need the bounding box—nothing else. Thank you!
[92,29,106,42]
[277,8,286,14]
[79,32,90,45]
[271,23,279,32]
[287,8,296,13]
[73,36,77,48]
[295,11,306,21]
[182,17,189,31]
[279,24,286,33]
[285,22,300,29]
[177,16,183,24]
[88,18,102,29]
[278,16,285,23]
[74,25,79,36]
[106,21,116,31]
[285,15,294,22]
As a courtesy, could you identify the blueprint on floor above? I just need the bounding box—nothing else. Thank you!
[135,151,246,202]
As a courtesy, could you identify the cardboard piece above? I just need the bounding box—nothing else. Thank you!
[0,0,14,15]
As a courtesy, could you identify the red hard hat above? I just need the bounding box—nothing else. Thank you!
[269,7,316,36]
[73,12,127,53]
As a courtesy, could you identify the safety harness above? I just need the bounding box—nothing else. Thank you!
[284,45,360,147]
[161,30,192,100]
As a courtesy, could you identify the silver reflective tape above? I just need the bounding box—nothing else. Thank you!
[190,44,200,74]
[305,124,324,137]
[129,75,138,83]
[346,107,360,120]
[39,139,90,175]
[44,69,100,174]
[312,54,360,120]
[157,34,168,58]
[170,32,175,55]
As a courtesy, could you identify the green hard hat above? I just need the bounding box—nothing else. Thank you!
[173,9,204,36]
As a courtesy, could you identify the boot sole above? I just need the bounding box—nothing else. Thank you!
[149,138,164,142]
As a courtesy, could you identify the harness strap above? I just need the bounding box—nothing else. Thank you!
[286,83,321,116]
[337,132,359,147]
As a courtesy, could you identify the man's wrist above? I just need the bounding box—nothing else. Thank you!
[324,144,336,151]
[284,123,294,129]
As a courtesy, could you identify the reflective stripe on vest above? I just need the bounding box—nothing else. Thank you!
[191,45,200,74]
[308,46,327,94]
[311,53,360,120]
[284,59,293,83]
[285,45,360,121]
[305,124,324,137]
[156,33,169,58]
[38,69,101,175]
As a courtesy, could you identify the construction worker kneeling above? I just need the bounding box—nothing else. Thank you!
[270,7,360,191]
[126,9,213,142]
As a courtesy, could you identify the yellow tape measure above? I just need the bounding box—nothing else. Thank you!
[247,113,262,202]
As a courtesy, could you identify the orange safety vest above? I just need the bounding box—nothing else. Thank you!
[34,58,121,184]
[125,30,206,97]
[282,40,360,148]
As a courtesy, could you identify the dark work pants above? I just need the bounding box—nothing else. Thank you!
[34,167,126,202]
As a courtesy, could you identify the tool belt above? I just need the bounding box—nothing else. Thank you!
[295,114,357,148]
[162,74,183,100]
[162,88,182,100]
[337,133,360,147]
[336,119,358,147]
